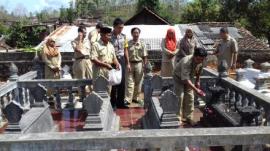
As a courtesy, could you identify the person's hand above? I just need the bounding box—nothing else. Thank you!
[106,64,113,70]
[195,81,200,89]
[195,88,206,97]
[231,63,236,70]
[53,67,60,72]
[168,53,174,59]
[127,63,131,72]
[115,63,120,70]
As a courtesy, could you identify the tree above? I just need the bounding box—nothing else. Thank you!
[137,0,160,12]
[246,0,270,45]
[66,2,76,24]
[60,2,76,24]
[0,23,8,35]
[75,0,97,18]
[181,0,221,23]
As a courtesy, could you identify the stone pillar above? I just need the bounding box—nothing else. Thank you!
[236,68,246,82]
[218,60,228,78]
[8,63,21,106]
[255,76,270,90]
[8,63,18,81]
[244,59,254,68]
[143,62,153,108]
[32,53,43,79]
[261,62,270,73]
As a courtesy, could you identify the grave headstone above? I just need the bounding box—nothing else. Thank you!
[159,90,179,114]
[28,84,47,107]
[83,92,103,131]
[3,102,23,132]
[93,76,109,95]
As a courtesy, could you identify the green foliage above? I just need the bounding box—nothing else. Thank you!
[75,0,97,18]
[181,0,221,23]
[245,0,270,41]
[137,0,160,12]
[103,4,137,26]
[180,0,270,44]
[0,22,8,35]
[60,2,76,24]
[159,2,183,24]
[5,22,47,48]
[36,10,50,23]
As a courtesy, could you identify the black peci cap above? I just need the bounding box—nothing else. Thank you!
[96,22,103,29]
[100,27,112,34]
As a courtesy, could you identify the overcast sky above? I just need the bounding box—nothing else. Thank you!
[0,0,71,14]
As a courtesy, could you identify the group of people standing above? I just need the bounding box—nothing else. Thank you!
[41,18,147,109]
[40,19,238,125]
[160,27,238,125]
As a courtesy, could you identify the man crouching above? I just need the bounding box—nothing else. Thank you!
[173,47,207,126]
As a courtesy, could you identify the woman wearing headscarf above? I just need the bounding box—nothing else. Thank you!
[41,37,62,79]
[175,28,198,64]
[40,37,62,99]
[161,28,178,77]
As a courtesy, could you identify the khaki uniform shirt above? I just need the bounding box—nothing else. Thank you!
[71,38,91,59]
[175,37,198,62]
[89,29,100,45]
[173,55,203,83]
[91,40,117,79]
[128,40,148,62]
[111,33,128,57]
[215,36,238,66]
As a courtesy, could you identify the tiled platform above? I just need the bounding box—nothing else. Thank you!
[115,107,146,130]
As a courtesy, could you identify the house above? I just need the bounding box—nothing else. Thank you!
[125,7,171,25]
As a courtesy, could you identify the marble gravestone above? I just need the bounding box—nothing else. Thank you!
[143,90,180,129]
[4,101,55,134]
[93,76,110,98]
[82,92,120,131]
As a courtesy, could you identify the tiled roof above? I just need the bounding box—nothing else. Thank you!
[191,22,269,51]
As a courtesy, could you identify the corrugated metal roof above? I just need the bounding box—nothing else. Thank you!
[36,25,183,52]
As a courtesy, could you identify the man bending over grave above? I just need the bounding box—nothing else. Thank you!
[173,47,207,126]
[91,27,120,93]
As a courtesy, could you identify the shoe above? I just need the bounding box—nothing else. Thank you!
[124,100,130,106]
[132,99,139,103]
[112,105,117,111]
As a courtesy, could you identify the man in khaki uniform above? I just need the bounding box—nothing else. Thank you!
[125,27,148,104]
[89,22,103,45]
[173,48,207,125]
[91,27,120,92]
[72,26,92,80]
[213,27,238,70]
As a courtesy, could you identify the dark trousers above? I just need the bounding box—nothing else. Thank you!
[110,56,126,107]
